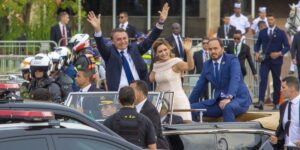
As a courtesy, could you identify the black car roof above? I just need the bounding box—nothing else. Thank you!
[0,102,118,137]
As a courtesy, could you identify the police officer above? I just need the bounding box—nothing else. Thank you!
[20,56,34,99]
[48,51,73,101]
[29,53,62,102]
[103,86,157,149]
[230,2,250,36]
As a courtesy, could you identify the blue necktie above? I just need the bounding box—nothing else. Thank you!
[120,51,134,84]
[214,62,220,83]
[177,36,184,58]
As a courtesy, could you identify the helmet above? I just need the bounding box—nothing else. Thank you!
[20,56,34,71]
[30,53,52,77]
[54,47,72,65]
[48,51,63,70]
[69,34,90,52]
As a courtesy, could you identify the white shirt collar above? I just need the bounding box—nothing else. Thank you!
[117,48,128,54]
[81,84,92,92]
[269,25,276,31]
[172,33,181,38]
[291,94,300,104]
[119,21,128,29]
[135,98,147,113]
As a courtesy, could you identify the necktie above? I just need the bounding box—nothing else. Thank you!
[62,25,66,46]
[234,44,238,55]
[285,101,292,136]
[214,62,220,83]
[121,24,124,29]
[225,25,229,35]
[177,36,184,59]
[120,51,134,84]
[204,52,209,61]
[269,29,273,38]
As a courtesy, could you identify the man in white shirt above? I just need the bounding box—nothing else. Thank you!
[229,2,250,36]
[271,76,300,149]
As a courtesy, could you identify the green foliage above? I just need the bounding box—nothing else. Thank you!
[0,0,85,40]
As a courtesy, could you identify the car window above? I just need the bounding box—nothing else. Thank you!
[55,137,127,150]
[0,138,49,150]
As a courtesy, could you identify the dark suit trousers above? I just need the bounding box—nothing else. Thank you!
[190,100,248,122]
[297,65,300,82]
[259,61,281,104]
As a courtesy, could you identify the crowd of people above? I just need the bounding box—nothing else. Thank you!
[17,1,300,149]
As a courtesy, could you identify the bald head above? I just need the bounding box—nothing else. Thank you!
[171,23,181,35]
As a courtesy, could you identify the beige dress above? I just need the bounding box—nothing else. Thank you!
[153,58,192,121]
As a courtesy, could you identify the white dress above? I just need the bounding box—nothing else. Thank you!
[153,58,192,121]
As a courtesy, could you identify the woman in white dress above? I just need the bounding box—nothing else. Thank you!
[149,38,194,122]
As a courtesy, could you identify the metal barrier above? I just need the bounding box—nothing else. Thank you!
[0,41,57,74]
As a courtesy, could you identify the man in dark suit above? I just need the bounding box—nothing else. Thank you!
[166,22,186,60]
[75,68,102,92]
[290,30,300,81]
[217,14,236,47]
[189,37,210,100]
[270,76,300,149]
[87,3,169,91]
[118,11,137,39]
[50,11,71,49]
[254,14,290,110]
[189,38,252,122]
[130,80,169,149]
[226,30,257,79]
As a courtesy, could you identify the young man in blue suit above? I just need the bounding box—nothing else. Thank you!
[189,38,252,122]
[87,3,169,91]
[254,14,290,110]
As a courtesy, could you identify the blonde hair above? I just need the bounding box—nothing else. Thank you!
[152,39,175,62]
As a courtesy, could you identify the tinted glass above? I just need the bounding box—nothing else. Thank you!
[0,138,49,150]
[56,137,124,150]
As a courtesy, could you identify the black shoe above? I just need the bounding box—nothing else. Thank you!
[288,71,294,75]
[254,102,264,110]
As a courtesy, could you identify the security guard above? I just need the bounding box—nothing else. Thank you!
[103,86,157,149]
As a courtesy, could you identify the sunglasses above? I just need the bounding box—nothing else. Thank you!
[233,37,241,40]
[119,16,125,19]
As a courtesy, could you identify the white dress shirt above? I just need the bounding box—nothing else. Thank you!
[136,98,147,113]
[268,26,276,35]
[80,84,92,92]
[119,21,128,30]
[230,14,250,34]
[235,42,242,56]
[117,49,140,90]
[283,95,300,147]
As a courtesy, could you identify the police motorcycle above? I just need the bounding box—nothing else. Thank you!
[64,90,275,150]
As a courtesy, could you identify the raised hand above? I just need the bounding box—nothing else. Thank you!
[183,38,192,52]
[158,3,170,23]
[87,11,101,32]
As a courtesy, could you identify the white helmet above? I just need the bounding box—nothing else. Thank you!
[30,53,52,77]
[20,56,34,70]
[54,46,72,65]
[69,34,90,52]
[48,51,63,70]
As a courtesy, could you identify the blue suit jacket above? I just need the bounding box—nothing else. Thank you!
[95,26,162,91]
[254,27,290,64]
[189,54,252,107]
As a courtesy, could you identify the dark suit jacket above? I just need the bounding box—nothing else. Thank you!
[226,42,257,76]
[140,100,169,149]
[190,50,205,74]
[274,101,289,150]
[189,54,252,108]
[95,26,162,91]
[118,23,137,38]
[217,24,236,39]
[254,27,290,65]
[166,35,187,61]
[87,85,103,92]
[50,24,71,49]
[291,31,300,65]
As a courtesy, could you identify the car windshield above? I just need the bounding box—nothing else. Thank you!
[64,92,165,122]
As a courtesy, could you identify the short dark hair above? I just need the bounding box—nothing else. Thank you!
[118,86,135,106]
[234,30,242,35]
[58,11,68,20]
[267,13,274,18]
[282,76,300,91]
[257,21,267,27]
[111,28,127,39]
[202,36,209,42]
[78,68,94,83]
[208,38,224,48]
[131,80,148,97]
[119,11,128,17]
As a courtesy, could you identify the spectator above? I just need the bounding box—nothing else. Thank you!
[130,80,169,149]
[87,3,170,91]
[254,14,290,110]
[217,14,236,47]
[166,23,186,60]
[149,38,194,122]
[229,2,250,36]
[118,11,137,38]
[103,86,157,149]
[50,11,71,49]
[189,38,252,122]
